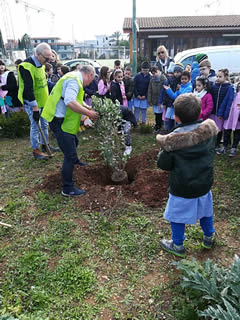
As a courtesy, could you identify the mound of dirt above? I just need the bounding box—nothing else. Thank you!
[38,148,169,210]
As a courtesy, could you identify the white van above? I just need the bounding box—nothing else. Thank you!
[174,46,240,73]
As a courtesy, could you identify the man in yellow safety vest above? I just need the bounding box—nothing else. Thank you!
[41,65,99,197]
[18,42,59,160]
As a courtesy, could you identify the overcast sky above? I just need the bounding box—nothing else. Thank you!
[1,0,240,42]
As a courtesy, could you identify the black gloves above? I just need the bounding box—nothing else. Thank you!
[33,110,40,122]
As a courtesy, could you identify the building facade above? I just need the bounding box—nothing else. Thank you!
[123,15,240,61]
[31,37,75,60]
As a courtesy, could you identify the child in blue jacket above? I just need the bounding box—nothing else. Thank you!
[133,61,151,124]
[209,68,234,152]
[161,63,183,132]
[164,71,193,100]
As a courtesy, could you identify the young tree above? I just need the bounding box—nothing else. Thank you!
[0,29,6,56]
[20,33,32,50]
[92,96,128,184]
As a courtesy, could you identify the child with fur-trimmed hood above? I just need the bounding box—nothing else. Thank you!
[156,93,218,257]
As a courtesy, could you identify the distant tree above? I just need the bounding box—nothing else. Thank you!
[111,31,122,46]
[20,33,32,50]
[78,52,89,58]
[17,39,21,50]
[119,39,129,48]
[0,29,6,55]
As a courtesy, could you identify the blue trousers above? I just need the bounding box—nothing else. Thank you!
[171,216,215,246]
[134,107,147,124]
[49,117,79,192]
[25,105,49,149]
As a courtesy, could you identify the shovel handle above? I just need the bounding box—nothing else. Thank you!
[36,121,53,157]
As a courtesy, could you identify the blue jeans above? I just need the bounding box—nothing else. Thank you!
[49,117,79,192]
[134,107,147,124]
[25,105,48,149]
[170,216,215,246]
[164,119,175,132]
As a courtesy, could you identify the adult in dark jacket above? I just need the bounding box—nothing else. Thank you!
[155,45,174,74]
[0,60,21,113]
[18,43,59,160]
[156,93,218,257]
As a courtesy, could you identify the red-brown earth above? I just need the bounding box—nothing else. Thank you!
[39,148,169,210]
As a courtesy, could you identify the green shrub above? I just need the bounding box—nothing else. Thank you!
[0,112,29,138]
[175,256,240,319]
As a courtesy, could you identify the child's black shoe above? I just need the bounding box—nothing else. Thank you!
[202,233,215,249]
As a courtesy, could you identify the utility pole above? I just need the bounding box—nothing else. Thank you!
[132,0,137,76]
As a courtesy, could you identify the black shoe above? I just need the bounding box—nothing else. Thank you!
[61,187,86,197]
[202,233,215,249]
[153,127,160,134]
[75,159,88,166]
[42,144,60,153]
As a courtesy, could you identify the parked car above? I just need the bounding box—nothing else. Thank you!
[174,45,240,73]
[63,59,101,74]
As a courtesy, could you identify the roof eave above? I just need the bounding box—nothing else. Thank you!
[123,26,240,32]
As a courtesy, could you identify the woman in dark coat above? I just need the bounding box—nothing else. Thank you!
[155,45,174,75]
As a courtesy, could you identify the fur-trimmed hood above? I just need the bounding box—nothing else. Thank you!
[156,119,218,152]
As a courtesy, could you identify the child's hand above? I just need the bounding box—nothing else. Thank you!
[163,85,169,90]
[176,84,180,90]
[218,116,223,120]
[158,104,162,111]
[123,95,127,99]
[142,96,146,100]
[137,95,142,100]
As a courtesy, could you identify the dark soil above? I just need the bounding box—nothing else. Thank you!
[39,148,169,210]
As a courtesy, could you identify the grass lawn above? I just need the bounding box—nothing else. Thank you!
[0,114,240,319]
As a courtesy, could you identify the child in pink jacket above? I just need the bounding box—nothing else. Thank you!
[194,76,213,120]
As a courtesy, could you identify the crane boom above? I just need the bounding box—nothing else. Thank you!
[15,0,55,17]
[15,0,55,35]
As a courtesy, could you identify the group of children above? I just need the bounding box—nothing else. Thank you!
[92,56,240,258]
[96,56,240,158]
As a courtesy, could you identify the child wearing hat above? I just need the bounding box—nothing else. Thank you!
[191,61,200,86]
[199,59,216,86]
[196,53,208,64]
[160,63,184,132]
